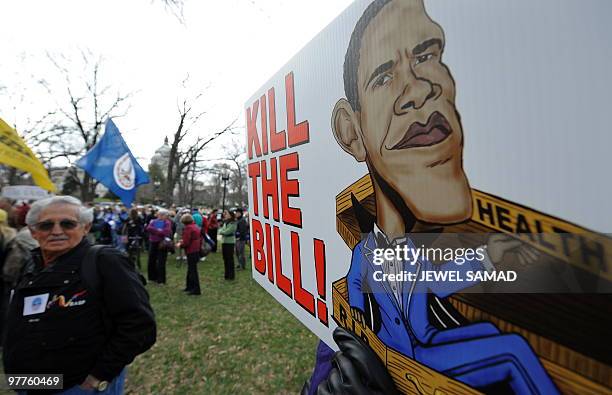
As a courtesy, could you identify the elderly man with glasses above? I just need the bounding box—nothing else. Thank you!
[2,196,156,394]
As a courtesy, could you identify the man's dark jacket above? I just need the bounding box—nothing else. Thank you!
[236,217,249,241]
[2,239,156,388]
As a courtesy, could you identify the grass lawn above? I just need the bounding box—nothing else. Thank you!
[124,248,319,394]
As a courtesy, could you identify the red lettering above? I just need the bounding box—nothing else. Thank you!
[268,87,287,152]
[279,152,302,227]
[274,225,292,298]
[247,162,261,216]
[291,232,315,316]
[246,100,262,159]
[261,158,280,221]
[260,95,269,155]
[285,72,309,147]
[265,223,274,283]
[314,238,328,325]
[251,219,265,274]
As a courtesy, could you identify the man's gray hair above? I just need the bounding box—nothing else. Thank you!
[157,209,169,216]
[26,196,94,226]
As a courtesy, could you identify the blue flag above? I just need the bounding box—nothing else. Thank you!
[76,119,149,206]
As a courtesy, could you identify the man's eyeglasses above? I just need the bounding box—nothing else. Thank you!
[32,219,80,232]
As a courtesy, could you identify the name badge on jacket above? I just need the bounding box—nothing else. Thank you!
[23,293,50,316]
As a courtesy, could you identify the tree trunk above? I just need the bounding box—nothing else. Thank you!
[189,165,195,208]
[7,167,19,185]
[164,173,174,204]
[177,178,185,205]
[81,173,94,202]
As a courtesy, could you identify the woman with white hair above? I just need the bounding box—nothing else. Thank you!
[145,209,172,284]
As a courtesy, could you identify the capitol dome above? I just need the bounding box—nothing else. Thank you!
[151,136,171,169]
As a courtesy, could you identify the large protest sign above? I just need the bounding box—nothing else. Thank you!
[245,1,612,393]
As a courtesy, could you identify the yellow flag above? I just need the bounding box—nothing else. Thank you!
[0,117,56,192]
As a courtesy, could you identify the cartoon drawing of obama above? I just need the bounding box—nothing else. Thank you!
[332,1,558,393]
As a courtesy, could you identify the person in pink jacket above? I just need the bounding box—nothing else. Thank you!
[145,209,172,284]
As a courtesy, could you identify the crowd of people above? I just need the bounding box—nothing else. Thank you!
[0,196,250,394]
[86,203,250,293]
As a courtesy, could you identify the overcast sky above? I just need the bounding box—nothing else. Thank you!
[0,0,353,167]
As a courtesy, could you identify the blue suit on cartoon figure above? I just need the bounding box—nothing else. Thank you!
[346,229,559,395]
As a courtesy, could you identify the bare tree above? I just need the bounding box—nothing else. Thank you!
[163,76,237,204]
[32,51,131,201]
[167,120,237,205]
[155,0,185,23]
[222,139,247,207]
[0,111,58,186]
[199,162,232,208]
[0,68,60,187]
[194,137,247,209]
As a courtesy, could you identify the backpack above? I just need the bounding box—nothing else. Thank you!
[82,245,147,291]
[200,238,212,258]
[81,245,147,335]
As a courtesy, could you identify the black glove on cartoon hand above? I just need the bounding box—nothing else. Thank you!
[317,328,400,395]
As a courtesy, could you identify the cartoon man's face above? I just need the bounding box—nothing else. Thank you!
[333,0,471,224]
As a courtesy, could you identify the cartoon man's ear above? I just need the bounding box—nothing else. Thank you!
[331,98,366,162]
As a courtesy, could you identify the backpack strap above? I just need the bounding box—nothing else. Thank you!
[81,245,113,335]
[81,245,107,298]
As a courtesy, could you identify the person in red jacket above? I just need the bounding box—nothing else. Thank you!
[199,213,210,262]
[176,213,202,295]
[200,213,209,238]
[207,209,219,252]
